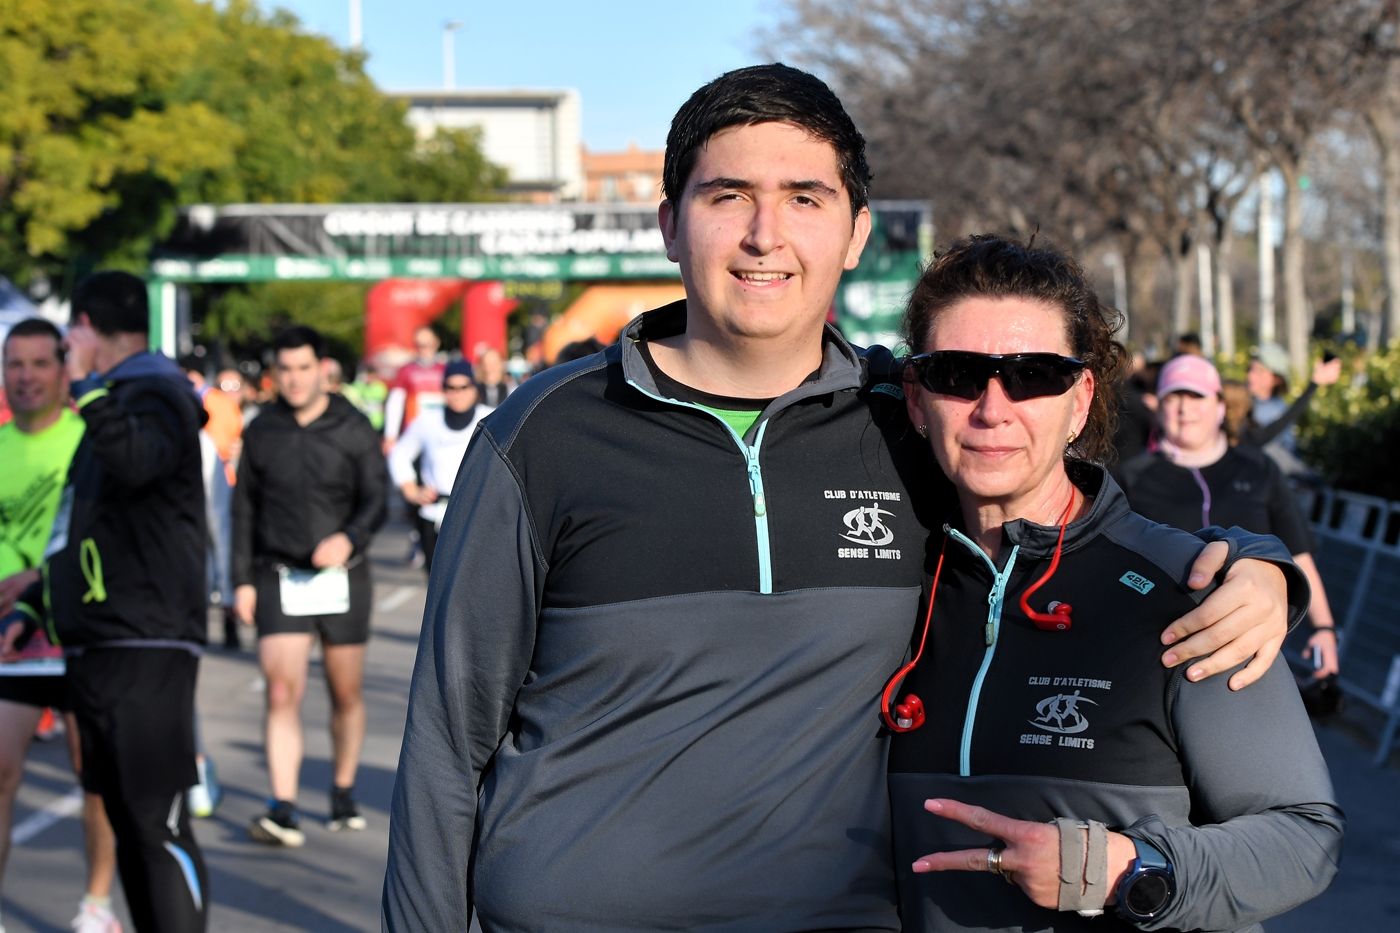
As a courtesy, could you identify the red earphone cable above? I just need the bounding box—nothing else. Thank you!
[1018,487,1078,627]
[880,537,948,732]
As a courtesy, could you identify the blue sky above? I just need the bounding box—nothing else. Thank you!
[264,0,781,151]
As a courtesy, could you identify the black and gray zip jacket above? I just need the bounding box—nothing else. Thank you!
[382,302,1309,933]
[888,464,1342,933]
[14,351,209,650]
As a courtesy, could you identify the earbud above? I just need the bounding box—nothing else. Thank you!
[1029,600,1073,632]
[892,694,925,731]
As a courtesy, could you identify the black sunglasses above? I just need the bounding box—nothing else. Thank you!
[905,351,1086,401]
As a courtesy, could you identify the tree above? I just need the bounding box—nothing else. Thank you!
[0,0,509,293]
[0,0,239,285]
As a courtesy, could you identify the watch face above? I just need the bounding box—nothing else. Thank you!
[1126,872,1172,916]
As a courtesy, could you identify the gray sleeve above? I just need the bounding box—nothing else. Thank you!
[382,430,543,931]
[1128,657,1344,930]
[1195,525,1311,629]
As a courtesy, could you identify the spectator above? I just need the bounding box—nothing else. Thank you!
[1244,342,1342,475]
[1121,353,1340,678]
[473,346,515,407]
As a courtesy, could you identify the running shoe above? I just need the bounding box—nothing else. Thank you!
[35,707,64,741]
[327,788,367,832]
[187,756,222,818]
[70,899,122,933]
[250,800,305,847]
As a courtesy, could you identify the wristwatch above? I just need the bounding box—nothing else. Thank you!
[1115,837,1176,922]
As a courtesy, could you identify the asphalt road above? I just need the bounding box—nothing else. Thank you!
[5,524,1398,931]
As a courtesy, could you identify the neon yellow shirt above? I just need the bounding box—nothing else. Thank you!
[0,409,84,578]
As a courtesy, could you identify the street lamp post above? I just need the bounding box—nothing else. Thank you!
[443,20,465,90]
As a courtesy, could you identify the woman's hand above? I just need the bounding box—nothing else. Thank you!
[1306,627,1340,678]
[912,798,1135,911]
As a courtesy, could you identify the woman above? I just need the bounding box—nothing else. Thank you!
[887,235,1342,932]
[1120,353,1340,677]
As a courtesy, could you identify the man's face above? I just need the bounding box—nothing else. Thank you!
[274,345,325,411]
[659,122,871,349]
[415,328,440,362]
[477,348,504,382]
[3,333,66,420]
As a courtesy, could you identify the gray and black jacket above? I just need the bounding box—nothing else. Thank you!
[889,464,1343,933]
[383,303,1309,933]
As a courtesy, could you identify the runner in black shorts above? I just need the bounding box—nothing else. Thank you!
[233,326,386,848]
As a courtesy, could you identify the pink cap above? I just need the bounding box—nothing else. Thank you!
[1157,354,1221,398]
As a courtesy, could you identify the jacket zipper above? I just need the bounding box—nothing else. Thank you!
[625,380,774,594]
[947,526,1019,776]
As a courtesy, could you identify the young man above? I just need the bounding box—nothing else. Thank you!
[233,326,386,847]
[383,64,1299,931]
[7,273,211,932]
[0,319,121,933]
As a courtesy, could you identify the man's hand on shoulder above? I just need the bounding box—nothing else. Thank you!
[1161,543,1287,691]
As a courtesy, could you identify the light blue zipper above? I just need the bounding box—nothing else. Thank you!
[946,526,1019,776]
[626,379,774,593]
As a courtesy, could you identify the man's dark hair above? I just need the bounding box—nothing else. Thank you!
[272,325,326,360]
[71,271,149,336]
[663,63,872,217]
[3,318,66,364]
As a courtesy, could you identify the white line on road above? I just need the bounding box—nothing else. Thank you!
[11,786,82,844]
[375,586,417,614]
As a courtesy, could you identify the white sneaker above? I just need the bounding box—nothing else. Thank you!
[186,756,221,819]
[71,900,123,933]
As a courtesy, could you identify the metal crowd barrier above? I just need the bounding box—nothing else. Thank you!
[1294,485,1400,765]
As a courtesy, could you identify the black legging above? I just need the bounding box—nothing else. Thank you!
[102,784,208,932]
[69,648,208,933]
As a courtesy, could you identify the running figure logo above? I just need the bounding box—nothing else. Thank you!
[840,504,894,546]
[1029,690,1096,734]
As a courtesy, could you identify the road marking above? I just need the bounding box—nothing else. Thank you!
[11,786,82,844]
[376,586,417,614]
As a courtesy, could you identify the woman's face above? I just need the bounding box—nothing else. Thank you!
[904,296,1093,515]
[1246,361,1277,400]
[1158,391,1224,452]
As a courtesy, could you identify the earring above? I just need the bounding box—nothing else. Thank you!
[1066,431,1078,447]
[916,424,929,438]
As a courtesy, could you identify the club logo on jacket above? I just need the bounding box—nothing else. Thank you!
[1029,690,1095,734]
[825,489,903,560]
[1019,678,1113,750]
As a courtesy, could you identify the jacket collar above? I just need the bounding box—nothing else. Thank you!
[618,300,866,406]
[946,461,1132,561]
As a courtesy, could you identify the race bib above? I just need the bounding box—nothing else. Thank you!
[278,566,350,617]
[42,487,74,559]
